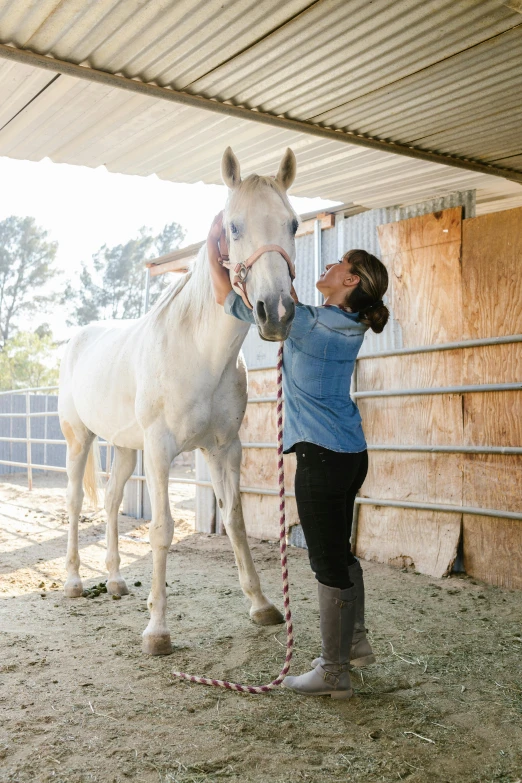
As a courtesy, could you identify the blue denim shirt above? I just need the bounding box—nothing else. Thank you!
[225,291,368,453]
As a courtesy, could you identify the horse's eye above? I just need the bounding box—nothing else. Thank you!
[230,222,239,237]
[291,219,299,235]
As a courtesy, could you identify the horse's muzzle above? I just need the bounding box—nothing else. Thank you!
[255,295,295,342]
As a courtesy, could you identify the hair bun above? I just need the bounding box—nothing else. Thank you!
[360,300,389,334]
[363,299,384,313]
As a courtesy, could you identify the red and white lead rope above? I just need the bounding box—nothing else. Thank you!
[172,343,293,693]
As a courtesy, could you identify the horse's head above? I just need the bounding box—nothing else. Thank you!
[221,147,297,341]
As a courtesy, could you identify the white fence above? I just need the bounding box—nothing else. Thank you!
[0,387,206,511]
[0,386,112,487]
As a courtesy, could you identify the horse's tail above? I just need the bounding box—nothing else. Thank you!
[84,439,101,510]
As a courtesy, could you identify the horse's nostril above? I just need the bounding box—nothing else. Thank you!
[256,300,268,324]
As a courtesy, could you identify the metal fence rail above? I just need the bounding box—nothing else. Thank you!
[241,442,522,455]
[353,382,522,399]
[356,497,522,522]
[248,381,522,404]
[357,333,522,359]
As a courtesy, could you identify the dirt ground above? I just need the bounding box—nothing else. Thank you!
[0,473,521,783]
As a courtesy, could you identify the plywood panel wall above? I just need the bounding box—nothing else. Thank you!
[239,401,278,443]
[463,515,522,590]
[241,494,299,540]
[359,395,463,445]
[363,452,462,505]
[459,208,522,585]
[378,208,463,347]
[356,505,460,578]
[462,207,522,339]
[355,208,465,576]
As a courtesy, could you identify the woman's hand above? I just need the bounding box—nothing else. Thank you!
[207,211,224,264]
[207,211,233,306]
[208,211,223,242]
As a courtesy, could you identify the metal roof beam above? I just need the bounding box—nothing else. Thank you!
[1,43,522,184]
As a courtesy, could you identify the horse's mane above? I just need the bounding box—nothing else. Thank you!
[147,243,215,331]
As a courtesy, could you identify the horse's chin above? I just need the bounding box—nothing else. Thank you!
[258,332,279,343]
[256,323,293,342]
[253,294,295,342]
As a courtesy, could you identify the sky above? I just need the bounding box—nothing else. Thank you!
[0,156,337,340]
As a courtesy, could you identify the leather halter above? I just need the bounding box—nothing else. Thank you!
[218,230,296,310]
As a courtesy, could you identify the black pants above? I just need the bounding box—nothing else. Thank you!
[294,442,368,590]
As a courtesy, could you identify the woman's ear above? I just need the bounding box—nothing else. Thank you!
[221,147,241,189]
[343,273,360,288]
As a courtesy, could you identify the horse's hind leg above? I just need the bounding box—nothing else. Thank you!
[62,420,95,598]
[204,439,284,626]
[105,446,137,596]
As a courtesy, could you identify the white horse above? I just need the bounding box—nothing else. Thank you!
[58,147,298,656]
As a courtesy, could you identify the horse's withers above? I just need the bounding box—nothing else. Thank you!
[221,147,298,342]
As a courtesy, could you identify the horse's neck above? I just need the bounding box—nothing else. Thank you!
[159,246,250,371]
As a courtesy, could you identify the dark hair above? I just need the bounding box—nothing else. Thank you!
[342,249,389,334]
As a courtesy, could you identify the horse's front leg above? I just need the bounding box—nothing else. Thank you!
[142,428,176,655]
[205,438,284,626]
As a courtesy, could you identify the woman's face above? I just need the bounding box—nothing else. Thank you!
[316,256,360,297]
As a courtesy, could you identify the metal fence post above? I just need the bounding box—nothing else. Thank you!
[313,218,322,306]
[44,395,48,468]
[25,391,32,491]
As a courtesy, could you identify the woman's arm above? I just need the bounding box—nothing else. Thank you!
[207,212,233,306]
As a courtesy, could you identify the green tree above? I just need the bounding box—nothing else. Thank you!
[66,222,185,326]
[0,329,60,391]
[0,216,59,346]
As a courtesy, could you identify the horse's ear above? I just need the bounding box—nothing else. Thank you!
[221,147,241,189]
[275,148,296,191]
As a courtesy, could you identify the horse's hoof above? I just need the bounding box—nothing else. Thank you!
[64,579,83,598]
[107,578,129,597]
[251,605,285,626]
[142,633,173,656]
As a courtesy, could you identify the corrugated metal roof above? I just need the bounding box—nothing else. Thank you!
[0,0,521,211]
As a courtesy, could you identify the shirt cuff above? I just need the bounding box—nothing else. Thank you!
[224,289,238,315]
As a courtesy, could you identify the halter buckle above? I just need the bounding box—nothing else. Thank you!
[237,265,249,282]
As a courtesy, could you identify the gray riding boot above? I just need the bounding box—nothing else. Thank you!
[312,559,376,668]
[283,582,356,699]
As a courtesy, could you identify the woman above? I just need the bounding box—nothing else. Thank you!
[207,213,389,699]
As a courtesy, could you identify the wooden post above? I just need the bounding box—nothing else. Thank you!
[195,450,216,533]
